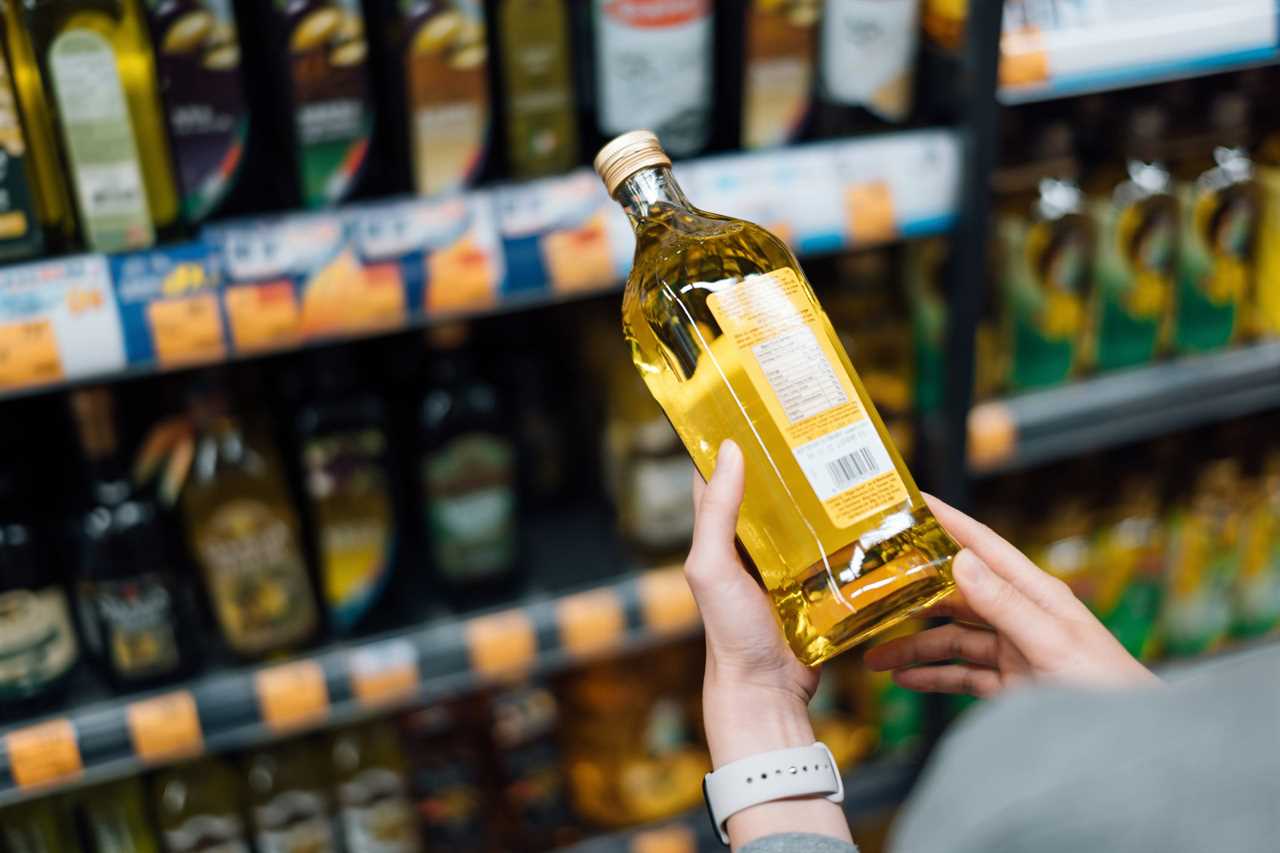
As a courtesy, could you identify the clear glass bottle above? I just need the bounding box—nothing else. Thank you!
[598,131,957,665]
[152,757,252,853]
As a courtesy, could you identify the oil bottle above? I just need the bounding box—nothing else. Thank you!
[77,777,162,853]
[143,0,250,224]
[20,0,180,252]
[244,738,341,853]
[738,0,820,149]
[0,799,75,852]
[597,130,958,665]
[1234,444,1280,638]
[329,722,420,853]
[152,757,253,852]
[496,0,576,179]
[1255,92,1280,337]
[815,0,921,136]
[589,0,715,158]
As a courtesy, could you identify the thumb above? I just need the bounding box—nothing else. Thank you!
[686,440,745,579]
[951,550,1055,654]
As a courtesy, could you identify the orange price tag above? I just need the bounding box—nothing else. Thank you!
[967,402,1018,472]
[638,567,699,636]
[465,610,537,680]
[127,691,203,764]
[349,639,420,708]
[632,824,697,853]
[542,214,617,294]
[224,281,302,353]
[0,318,62,390]
[557,588,625,657]
[146,294,226,367]
[254,660,330,733]
[346,262,406,332]
[426,239,498,314]
[846,181,897,245]
[1000,27,1050,88]
[5,720,82,789]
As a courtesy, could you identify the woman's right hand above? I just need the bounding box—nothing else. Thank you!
[863,495,1159,698]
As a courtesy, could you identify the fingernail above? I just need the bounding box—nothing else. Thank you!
[953,551,987,591]
[717,439,742,472]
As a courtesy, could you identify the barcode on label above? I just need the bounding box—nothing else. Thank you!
[792,420,893,502]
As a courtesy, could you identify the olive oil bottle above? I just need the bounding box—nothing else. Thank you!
[21,0,179,252]
[815,0,921,135]
[152,757,253,852]
[739,0,820,149]
[1,799,75,853]
[496,0,577,178]
[78,777,163,853]
[329,722,420,853]
[597,131,958,666]
[245,739,341,853]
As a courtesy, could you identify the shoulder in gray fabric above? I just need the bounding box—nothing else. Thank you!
[890,645,1280,853]
[740,832,859,853]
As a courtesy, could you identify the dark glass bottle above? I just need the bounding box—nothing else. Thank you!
[419,325,520,606]
[69,386,197,690]
[813,0,921,137]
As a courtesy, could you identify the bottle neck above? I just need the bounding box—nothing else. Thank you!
[615,167,693,226]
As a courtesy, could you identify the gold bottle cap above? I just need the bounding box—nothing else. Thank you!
[594,130,672,197]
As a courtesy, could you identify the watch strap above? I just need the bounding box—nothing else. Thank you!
[702,742,844,845]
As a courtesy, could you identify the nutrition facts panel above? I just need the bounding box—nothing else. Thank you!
[754,327,850,423]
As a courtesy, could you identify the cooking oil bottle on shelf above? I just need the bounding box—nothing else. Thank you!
[596,131,958,666]
[496,0,576,179]
[739,0,820,149]
[21,0,179,252]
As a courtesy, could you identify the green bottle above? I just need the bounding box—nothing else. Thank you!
[153,758,252,852]
[1,798,75,852]
[79,778,162,853]
[497,0,576,178]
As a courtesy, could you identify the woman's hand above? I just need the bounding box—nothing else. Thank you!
[864,495,1159,698]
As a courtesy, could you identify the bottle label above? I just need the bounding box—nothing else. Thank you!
[194,499,316,655]
[706,268,909,528]
[338,768,419,853]
[626,452,695,549]
[1174,158,1256,353]
[743,0,818,148]
[594,0,712,157]
[0,587,78,699]
[0,52,41,255]
[404,0,490,195]
[77,574,180,680]
[304,428,394,635]
[499,0,575,177]
[144,0,249,222]
[47,28,154,252]
[424,434,516,582]
[820,0,919,121]
[279,0,372,207]
[255,790,338,853]
[164,814,250,853]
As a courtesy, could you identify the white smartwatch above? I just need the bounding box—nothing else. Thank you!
[702,742,844,846]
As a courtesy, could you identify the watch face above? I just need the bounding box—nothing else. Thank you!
[703,775,726,845]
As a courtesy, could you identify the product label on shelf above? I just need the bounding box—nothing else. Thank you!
[144,0,248,222]
[594,0,713,157]
[113,241,229,368]
[127,690,203,763]
[47,29,154,252]
[424,433,516,582]
[0,586,78,700]
[706,268,907,527]
[403,0,490,195]
[499,0,576,177]
[77,574,181,680]
[280,0,372,207]
[255,790,338,853]
[164,814,250,853]
[0,254,126,390]
[743,0,818,149]
[820,0,919,121]
[0,51,42,255]
[304,427,395,634]
[338,767,419,853]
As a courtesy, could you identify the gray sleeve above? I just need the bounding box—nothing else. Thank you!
[740,832,859,853]
[889,647,1280,853]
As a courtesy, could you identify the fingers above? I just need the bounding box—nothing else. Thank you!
[892,663,1003,698]
[924,494,1078,614]
[948,550,1060,655]
[685,441,746,588]
[917,591,984,625]
[863,623,999,671]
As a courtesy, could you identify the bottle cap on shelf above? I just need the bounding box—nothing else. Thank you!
[594,130,672,197]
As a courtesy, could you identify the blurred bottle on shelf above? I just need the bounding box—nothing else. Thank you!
[857,621,926,756]
[737,0,820,150]
[330,721,421,853]
[0,0,74,256]
[1234,445,1280,638]
[1,798,75,852]
[994,117,1094,391]
[508,351,570,506]
[78,777,162,853]
[590,0,715,158]
[1255,89,1280,337]
[921,0,964,54]
[815,0,920,136]
[142,0,250,224]
[182,388,320,659]
[245,738,341,853]
[419,325,520,605]
[558,640,707,828]
[809,657,878,769]
[1025,485,1098,611]
[400,702,498,851]
[20,0,180,252]
[1082,102,1178,371]
[1171,91,1259,354]
[496,0,577,179]
[69,387,197,689]
[152,757,252,853]
[295,351,398,637]
[488,683,578,850]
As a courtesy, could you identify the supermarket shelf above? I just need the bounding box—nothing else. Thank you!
[0,129,960,402]
[0,564,700,808]
[563,754,922,853]
[967,341,1280,475]
[999,0,1280,104]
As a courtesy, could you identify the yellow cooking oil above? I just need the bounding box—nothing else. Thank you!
[596,131,958,666]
